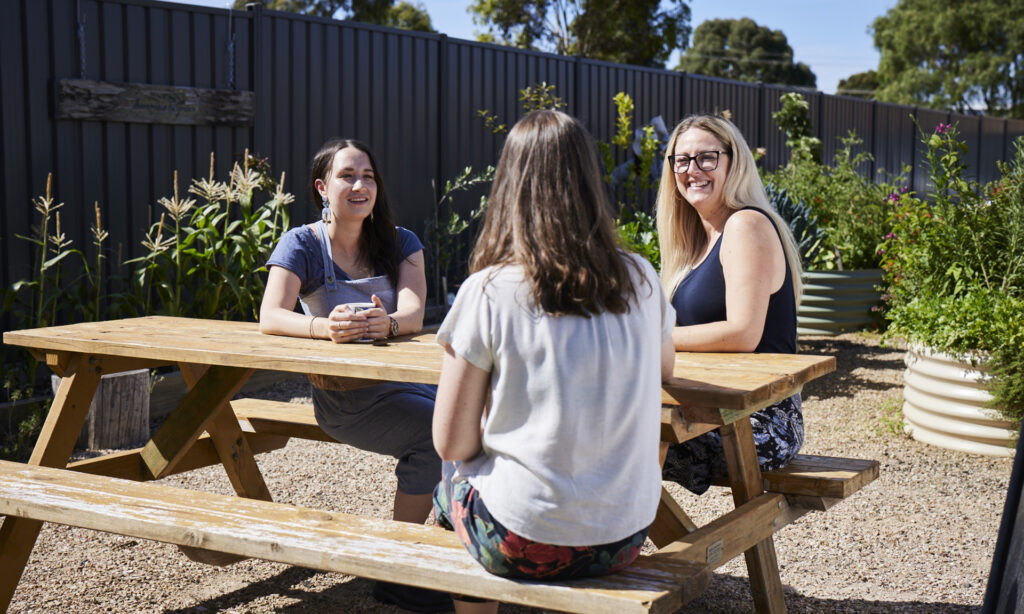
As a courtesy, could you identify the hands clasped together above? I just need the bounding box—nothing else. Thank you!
[325,294,390,343]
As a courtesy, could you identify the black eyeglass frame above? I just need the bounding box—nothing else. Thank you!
[667,150,730,173]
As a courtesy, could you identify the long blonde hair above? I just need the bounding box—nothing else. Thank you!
[471,110,642,317]
[655,114,802,303]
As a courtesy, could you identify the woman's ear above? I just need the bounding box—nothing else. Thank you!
[314,177,327,199]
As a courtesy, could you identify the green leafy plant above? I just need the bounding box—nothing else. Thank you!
[425,165,496,303]
[880,122,1024,423]
[773,92,821,163]
[126,151,293,321]
[766,92,903,271]
[766,131,898,270]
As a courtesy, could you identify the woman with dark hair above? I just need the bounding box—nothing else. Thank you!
[655,114,805,496]
[260,138,449,612]
[432,110,676,614]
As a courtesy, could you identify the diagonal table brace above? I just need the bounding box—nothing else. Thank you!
[140,364,252,480]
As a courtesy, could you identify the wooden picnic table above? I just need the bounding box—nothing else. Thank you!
[0,315,838,613]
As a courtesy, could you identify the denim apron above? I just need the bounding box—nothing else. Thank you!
[300,220,438,494]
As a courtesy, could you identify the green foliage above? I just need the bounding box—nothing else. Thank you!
[617,210,660,270]
[469,0,690,67]
[772,92,821,163]
[425,165,496,299]
[4,153,293,402]
[237,0,435,32]
[519,82,566,113]
[837,70,879,100]
[679,18,816,88]
[765,130,897,271]
[872,0,1024,118]
[125,153,293,322]
[881,122,1024,422]
[0,397,49,461]
[763,184,824,267]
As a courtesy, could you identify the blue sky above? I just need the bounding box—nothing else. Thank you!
[163,0,896,94]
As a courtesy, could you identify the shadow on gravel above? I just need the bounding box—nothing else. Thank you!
[798,335,906,400]
[160,567,979,614]
[671,573,979,614]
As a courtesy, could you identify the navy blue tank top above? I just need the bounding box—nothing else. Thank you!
[670,208,797,354]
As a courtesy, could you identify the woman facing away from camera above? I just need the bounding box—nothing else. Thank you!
[259,138,452,613]
[431,109,676,614]
[656,113,806,495]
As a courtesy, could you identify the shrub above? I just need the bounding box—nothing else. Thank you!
[880,122,1024,423]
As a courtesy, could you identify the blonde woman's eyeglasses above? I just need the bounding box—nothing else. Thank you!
[668,151,728,174]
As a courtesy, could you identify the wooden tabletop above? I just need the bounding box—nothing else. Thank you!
[4,316,834,412]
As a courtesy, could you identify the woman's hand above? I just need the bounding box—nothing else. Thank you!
[325,304,372,343]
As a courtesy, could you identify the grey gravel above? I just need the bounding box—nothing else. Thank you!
[9,333,1010,613]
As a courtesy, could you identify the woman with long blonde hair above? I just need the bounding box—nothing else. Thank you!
[655,114,805,495]
[432,110,675,614]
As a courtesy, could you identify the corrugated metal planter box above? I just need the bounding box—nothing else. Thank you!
[902,345,1016,457]
[798,269,883,336]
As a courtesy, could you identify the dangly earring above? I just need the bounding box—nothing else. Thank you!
[321,197,331,223]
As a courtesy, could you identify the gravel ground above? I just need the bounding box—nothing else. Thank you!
[9,333,1013,613]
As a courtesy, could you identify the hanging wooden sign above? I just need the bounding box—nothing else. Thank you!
[56,79,254,126]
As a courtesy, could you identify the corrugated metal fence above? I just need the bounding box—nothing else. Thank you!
[4,0,1024,324]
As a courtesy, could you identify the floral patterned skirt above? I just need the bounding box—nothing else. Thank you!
[432,461,649,581]
[662,394,804,495]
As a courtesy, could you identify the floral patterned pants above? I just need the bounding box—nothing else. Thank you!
[432,462,649,581]
[663,394,804,495]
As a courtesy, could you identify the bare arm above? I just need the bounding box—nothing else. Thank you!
[433,343,490,462]
[661,338,675,381]
[259,265,371,343]
[391,249,428,334]
[671,210,787,352]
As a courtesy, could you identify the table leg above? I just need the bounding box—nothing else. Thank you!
[720,419,787,614]
[179,363,272,502]
[174,364,272,566]
[0,354,101,611]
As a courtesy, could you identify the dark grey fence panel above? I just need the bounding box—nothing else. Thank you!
[873,103,917,188]
[1007,120,1024,159]
[821,96,875,174]
[761,84,793,170]
[980,116,1008,184]
[954,113,984,183]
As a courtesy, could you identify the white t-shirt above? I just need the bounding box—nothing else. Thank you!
[436,254,675,545]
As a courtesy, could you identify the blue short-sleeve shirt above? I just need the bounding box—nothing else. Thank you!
[267,224,423,294]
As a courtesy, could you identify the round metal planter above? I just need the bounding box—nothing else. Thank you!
[902,346,1016,457]
[798,269,883,336]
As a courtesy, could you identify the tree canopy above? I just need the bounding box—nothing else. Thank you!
[468,0,691,68]
[236,0,435,32]
[872,0,1024,117]
[837,70,878,99]
[678,18,816,88]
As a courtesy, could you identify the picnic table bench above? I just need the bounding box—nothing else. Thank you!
[1,316,878,613]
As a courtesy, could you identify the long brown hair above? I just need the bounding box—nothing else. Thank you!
[471,110,641,317]
[655,114,803,303]
[310,138,400,286]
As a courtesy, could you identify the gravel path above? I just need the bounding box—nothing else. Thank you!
[9,333,1012,613]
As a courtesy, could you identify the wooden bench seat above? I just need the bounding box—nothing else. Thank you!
[0,460,709,613]
[712,454,879,511]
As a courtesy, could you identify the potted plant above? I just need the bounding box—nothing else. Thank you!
[880,122,1024,456]
[764,93,896,335]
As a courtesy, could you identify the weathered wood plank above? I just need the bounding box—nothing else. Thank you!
[712,454,880,499]
[0,461,710,614]
[56,79,254,126]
